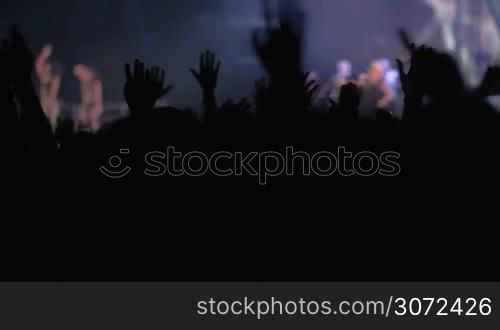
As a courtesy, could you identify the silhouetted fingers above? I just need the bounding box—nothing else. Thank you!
[190,68,201,82]
[133,59,140,81]
[396,59,405,77]
[152,67,159,81]
[410,43,416,54]
[215,60,221,74]
[209,51,216,69]
[398,28,414,54]
[138,61,145,83]
[199,52,204,72]
[262,0,273,34]
[162,84,173,96]
[205,50,212,69]
[251,31,264,57]
[125,63,132,81]
[150,67,156,81]
[159,69,165,84]
[205,50,211,68]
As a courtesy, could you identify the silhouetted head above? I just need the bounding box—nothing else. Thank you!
[338,82,361,114]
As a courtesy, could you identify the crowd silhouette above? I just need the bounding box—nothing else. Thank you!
[1,1,500,281]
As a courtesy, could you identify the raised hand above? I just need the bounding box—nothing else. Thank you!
[252,0,304,79]
[398,44,463,105]
[190,50,221,92]
[190,50,220,116]
[396,44,436,102]
[251,0,311,117]
[124,59,172,116]
[396,28,429,103]
[396,44,430,121]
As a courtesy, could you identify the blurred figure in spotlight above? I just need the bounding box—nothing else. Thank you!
[333,60,353,92]
[377,58,403,118]
[357,61,394,119]
[73,64,103,132]
[35,44,62,131]
[376,58,400,91]
[330,59,353,100]
[317,60,354,108]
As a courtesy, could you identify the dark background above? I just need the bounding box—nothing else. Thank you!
[1,0,431,108]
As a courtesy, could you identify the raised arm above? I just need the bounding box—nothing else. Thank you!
[8,29,56,150]
[124,59,172,117]
[35,44,52,79]
[190,50,221,116]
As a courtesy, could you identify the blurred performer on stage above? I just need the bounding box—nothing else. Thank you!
[333,60,353,91]
[73,64,103,132]
[316,60,354,108]
[376,58,403,118]
[358,61,394,119]
[376,58,400,91]
[35,44,62,131]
